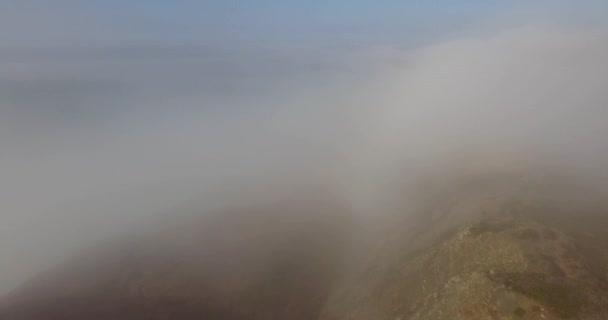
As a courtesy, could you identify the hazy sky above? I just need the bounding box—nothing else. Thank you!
[1,0,606,49]
[0,0,607,296]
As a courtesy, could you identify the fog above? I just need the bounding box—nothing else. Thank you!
[1,18,608,297]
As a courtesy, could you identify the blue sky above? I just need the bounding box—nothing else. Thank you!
[0,1,606,50]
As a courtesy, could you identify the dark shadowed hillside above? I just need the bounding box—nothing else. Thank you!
[0,194,355,320]
[2,166,608,320]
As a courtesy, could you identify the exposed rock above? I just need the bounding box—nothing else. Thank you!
[2,171,608,319]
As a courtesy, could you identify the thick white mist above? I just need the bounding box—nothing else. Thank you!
[343,25,608,217]
[0,23,607,295]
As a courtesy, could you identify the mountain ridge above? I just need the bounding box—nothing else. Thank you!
[2,169,608,319]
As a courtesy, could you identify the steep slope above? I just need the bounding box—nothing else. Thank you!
[408,219,608,319]
[320,217,608,320]
[319,167,608,320]
[2,168,608,320]
[0,195,354,320]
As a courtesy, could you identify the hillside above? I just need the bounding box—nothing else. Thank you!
[2,169,608,320]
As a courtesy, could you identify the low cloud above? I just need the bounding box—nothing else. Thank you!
[0,23,607,294]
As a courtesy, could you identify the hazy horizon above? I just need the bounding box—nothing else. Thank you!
[1,1,608,296]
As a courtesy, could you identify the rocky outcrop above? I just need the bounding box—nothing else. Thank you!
[2,172,608,320]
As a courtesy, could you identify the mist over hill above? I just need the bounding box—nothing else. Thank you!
[0,3,608,318]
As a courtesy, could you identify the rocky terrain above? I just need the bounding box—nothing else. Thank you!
[2,167,608,320]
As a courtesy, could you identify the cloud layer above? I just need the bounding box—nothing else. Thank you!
[0,22,607,294]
